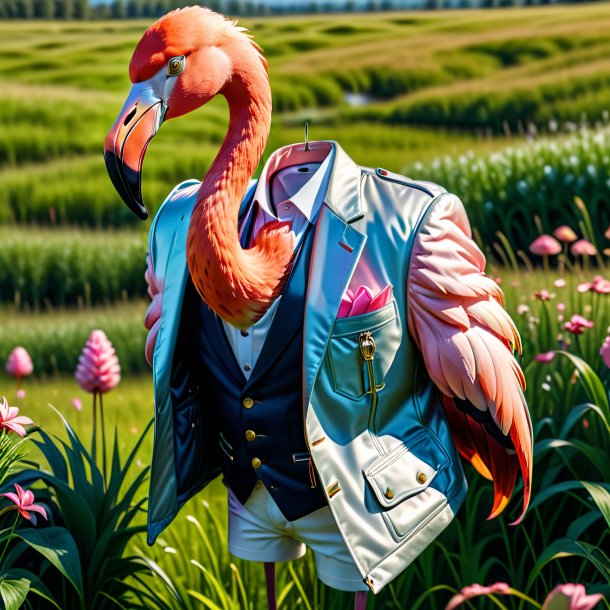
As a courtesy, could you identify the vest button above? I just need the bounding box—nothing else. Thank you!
[240,330,249,337]
[242,397,254,409]
[245,429,256,441]
[251,457,262,470]
[417,472,428,484]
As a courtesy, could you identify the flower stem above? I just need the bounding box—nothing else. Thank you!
[0,513,20,568]
[91,391,97,466]
[573,334,583,360]
[99,392,107,487]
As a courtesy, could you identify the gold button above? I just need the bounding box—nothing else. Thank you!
[417,472,428,484]
[251,457,262,470]
[245,430,256,441]
[384,487,394,499]
[242,397,254,409]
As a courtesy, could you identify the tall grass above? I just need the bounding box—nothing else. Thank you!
[0,227,147,308]
[0,303,149,375]
[406,127,610,252]
[5,5,610,228]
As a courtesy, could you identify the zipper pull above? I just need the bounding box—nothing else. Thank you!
[359,331,378,396]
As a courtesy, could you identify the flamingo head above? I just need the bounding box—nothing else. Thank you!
[104,6,257,219]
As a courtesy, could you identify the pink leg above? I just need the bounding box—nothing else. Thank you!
[354,590,368,610]
[264,562,277,610]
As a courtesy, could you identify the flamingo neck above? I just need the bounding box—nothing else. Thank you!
[187,59,293,329]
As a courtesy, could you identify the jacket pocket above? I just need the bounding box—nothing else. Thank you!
[327,300,401,401]
[173,390,204,498]
[363,433,449,542]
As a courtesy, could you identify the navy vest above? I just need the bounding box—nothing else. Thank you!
[186,222,327,521]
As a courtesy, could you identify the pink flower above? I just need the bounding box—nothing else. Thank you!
[557,303,566,312]
[2,484,47,522]
[605,226,610,240]
[554,278,567,288]
[564,315,594,335]
[445,583,512,610]
[571,239,597,256]
[71,397,82,412]
[5,347,33,383]
[517,304,530,315]
[577,276,610,294]
[601,336,610,368]
[542,583,602,610]
[0,397,33,437]
[534,289,555,301]
[535,352,556,363]
[530,235,562,256]
[553,225,578,243]
[75,330,121,394]
[16,389,26,399]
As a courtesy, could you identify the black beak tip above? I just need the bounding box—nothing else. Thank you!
[104,150,149,221]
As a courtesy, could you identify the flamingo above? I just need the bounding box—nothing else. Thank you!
[104,6,295,329]
[103,5,532,604]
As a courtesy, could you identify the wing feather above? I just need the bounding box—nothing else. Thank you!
[408,194,532,523]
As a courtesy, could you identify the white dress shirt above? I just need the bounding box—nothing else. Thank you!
[221,150,334,379]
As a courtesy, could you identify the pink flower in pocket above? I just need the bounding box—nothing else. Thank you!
[338,285,393,318]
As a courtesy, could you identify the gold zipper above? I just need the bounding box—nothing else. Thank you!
[359,332,384,454]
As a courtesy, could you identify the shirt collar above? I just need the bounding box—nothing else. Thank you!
[252,145,335,223]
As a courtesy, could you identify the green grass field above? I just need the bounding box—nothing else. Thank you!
[4,4,610,227]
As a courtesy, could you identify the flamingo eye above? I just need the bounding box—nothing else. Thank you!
[167,56,185,77]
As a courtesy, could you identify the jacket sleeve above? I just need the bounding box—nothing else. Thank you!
[407,192,533,523]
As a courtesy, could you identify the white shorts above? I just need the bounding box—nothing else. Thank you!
[227,481,368,592]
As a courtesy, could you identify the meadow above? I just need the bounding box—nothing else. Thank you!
[1,3,610,609]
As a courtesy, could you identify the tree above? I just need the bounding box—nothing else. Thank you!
[74,0,88,18]
[18,0,34,17]
[36,0,55,18]
[112,0,126,17]
[58,0,74,19]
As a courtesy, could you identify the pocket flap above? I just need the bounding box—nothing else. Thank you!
[364,441,441,509]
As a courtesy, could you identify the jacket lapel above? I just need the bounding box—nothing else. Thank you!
[303,142,367,407]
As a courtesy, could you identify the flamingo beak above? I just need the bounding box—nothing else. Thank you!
[104,80,166,220]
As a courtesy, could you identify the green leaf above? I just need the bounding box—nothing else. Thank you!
[559,403,609,439]
[534,439,610,480]
[5,569,62,610]
[186,590,224,610]
[555,351,610,432]
[31,429,69,483]
[530,481,610,512]
[566,510,604,540]
[0,578,31,610]
[527,538,610,589]
[14,527,84,604]
[581,482,610,530]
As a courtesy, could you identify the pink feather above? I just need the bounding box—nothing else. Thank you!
[407,194,532,523]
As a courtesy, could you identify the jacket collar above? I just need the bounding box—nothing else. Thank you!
[252,140,363,224]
